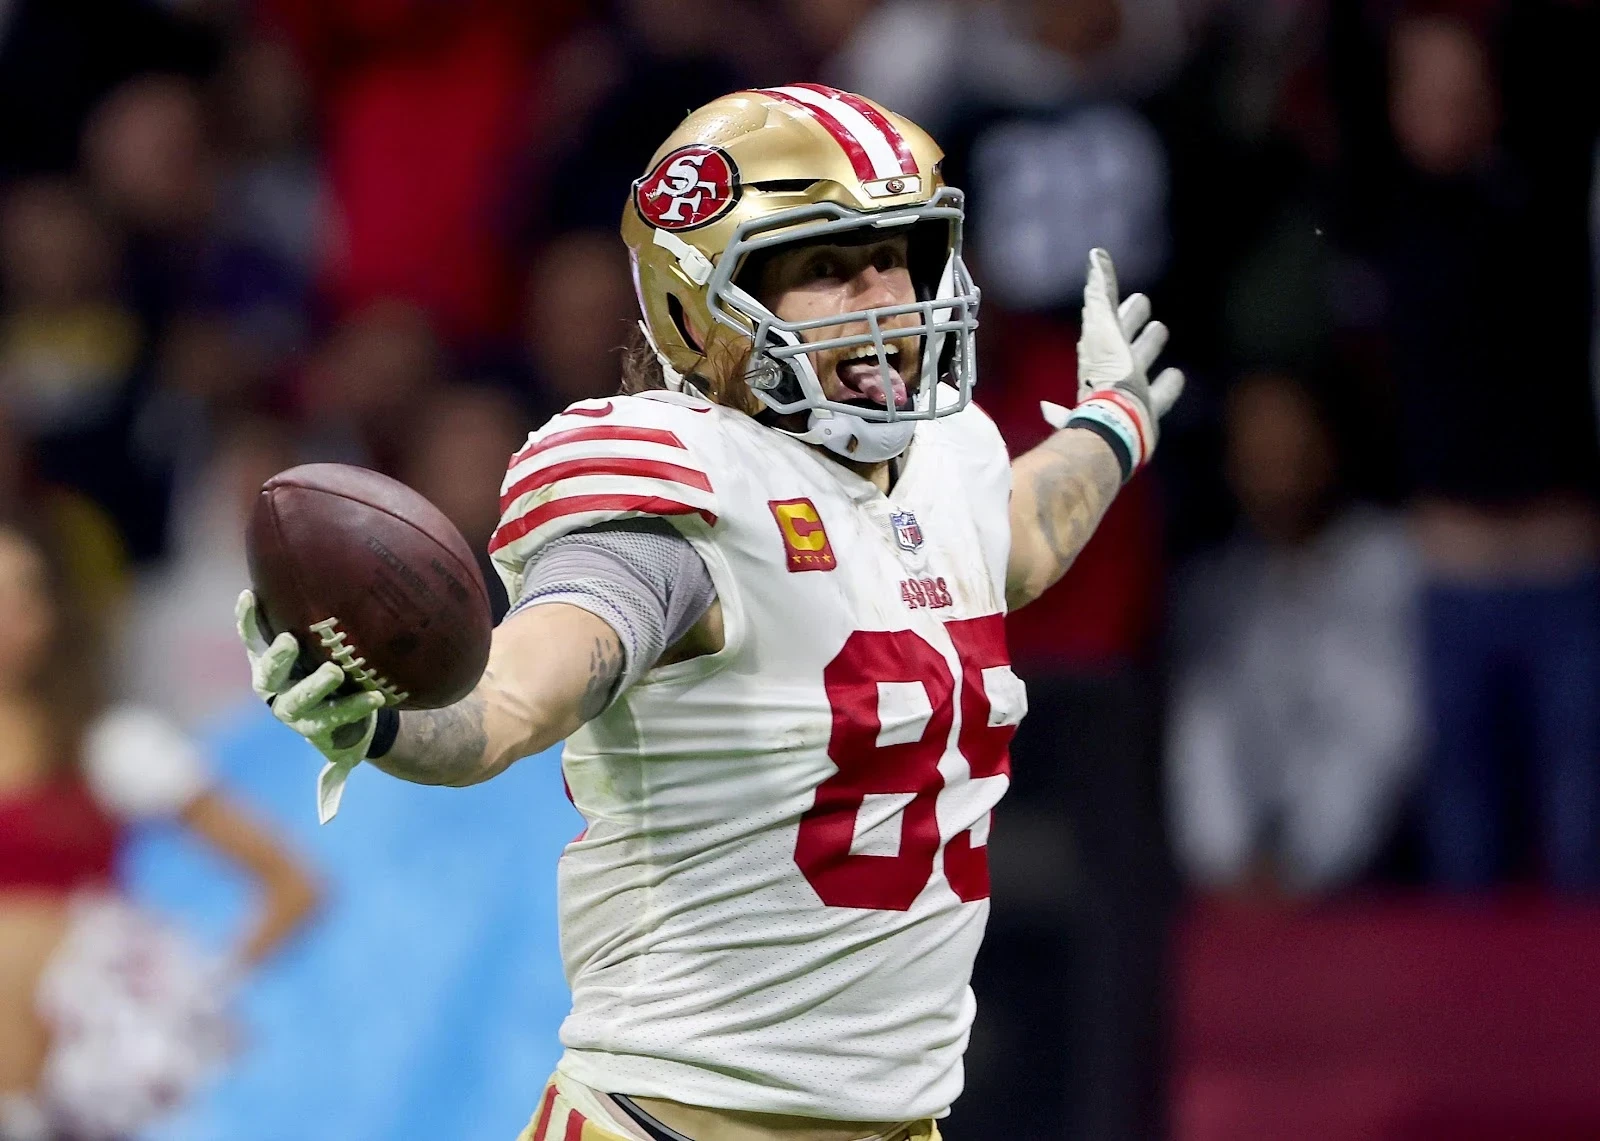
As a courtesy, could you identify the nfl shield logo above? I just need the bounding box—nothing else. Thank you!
[891,510,924,553]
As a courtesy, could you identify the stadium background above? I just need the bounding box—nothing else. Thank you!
[0,0,1598,1137]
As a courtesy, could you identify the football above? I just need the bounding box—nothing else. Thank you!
[246,463,494,709]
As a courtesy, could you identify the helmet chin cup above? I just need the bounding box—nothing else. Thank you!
[803,409,916,462]
[746,337,916,462]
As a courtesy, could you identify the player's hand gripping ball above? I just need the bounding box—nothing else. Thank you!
[245,463,494,710]
[240,464,493,822]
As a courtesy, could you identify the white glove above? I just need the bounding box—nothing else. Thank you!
[236,590,386,823]
[1041,247,1185,481]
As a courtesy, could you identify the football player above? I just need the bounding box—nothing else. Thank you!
[237,86,1182,1141]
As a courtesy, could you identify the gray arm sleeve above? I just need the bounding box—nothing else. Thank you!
[508,518,717,700]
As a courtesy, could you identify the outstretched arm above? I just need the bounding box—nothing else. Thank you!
[1004,248,1184,610]
[1005,429,1124,608]
[372,603,622,788]
[181,790,323,967]
[238,517,720,819]
[380,518,721,786]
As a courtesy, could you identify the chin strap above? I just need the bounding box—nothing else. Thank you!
[637,320,699,395]
[782,407,916,462]
[749,333,920,463]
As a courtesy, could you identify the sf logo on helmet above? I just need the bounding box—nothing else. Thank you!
[635,145,740,231]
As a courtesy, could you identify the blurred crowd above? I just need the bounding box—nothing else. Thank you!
[0,0,1597,1139]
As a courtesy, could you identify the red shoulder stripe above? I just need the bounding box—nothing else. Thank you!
[489,494,717,554]
[499,456,712,514]
[564,402,613,418]
[563,1109,587,1141]
[508,425,686,470]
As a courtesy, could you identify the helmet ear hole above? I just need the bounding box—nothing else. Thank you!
[760,357,807,407]
[667,293,704,352]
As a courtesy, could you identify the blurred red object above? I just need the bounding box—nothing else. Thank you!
[0,778,117,892]
[1175,896,1600,1141]
[979,311,1163,671]
[261,0,582,343]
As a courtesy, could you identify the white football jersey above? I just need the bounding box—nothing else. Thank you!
[490,387,1026,1122]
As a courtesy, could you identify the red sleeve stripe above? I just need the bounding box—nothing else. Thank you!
[489,494,717,554]
[791,83,917,175]
[529,1085,558,1140]
[499,456,712,513]
[562,1109,587,1141]
[509,425,685,470]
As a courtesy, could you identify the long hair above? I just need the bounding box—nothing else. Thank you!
[618,323,763,416]
[0,513,108,773]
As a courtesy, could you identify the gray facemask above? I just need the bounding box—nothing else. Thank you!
[701,189,981,462]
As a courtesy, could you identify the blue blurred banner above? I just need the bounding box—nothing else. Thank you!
[126,705,579,1141]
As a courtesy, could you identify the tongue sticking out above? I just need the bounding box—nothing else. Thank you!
[837,361,909,409]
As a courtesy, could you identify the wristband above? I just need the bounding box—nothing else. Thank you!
[1065,416,1134,483]
[366,707,400,759]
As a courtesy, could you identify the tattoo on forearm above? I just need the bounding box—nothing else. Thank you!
[371,632,624,786]
[1016,430,1122,603]
[578,636,624,723]
[381,687,491,785]
[1034,435,1118,566]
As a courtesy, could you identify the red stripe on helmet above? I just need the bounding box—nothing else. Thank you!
[757,87,878,183]
[792,83,918,175]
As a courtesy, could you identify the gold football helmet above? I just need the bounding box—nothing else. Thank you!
[620,84,980,461]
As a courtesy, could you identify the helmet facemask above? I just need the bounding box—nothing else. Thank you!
[703,188,981,462]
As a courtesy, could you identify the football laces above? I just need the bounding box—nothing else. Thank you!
[309,617,410,706]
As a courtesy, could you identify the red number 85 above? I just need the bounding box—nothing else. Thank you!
[793,614,1014,911]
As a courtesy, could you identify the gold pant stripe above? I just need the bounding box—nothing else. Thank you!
[514,1075,941,1141]
[516,1078,601,1141]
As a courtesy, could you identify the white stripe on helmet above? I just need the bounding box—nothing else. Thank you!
[767,85,905,180]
